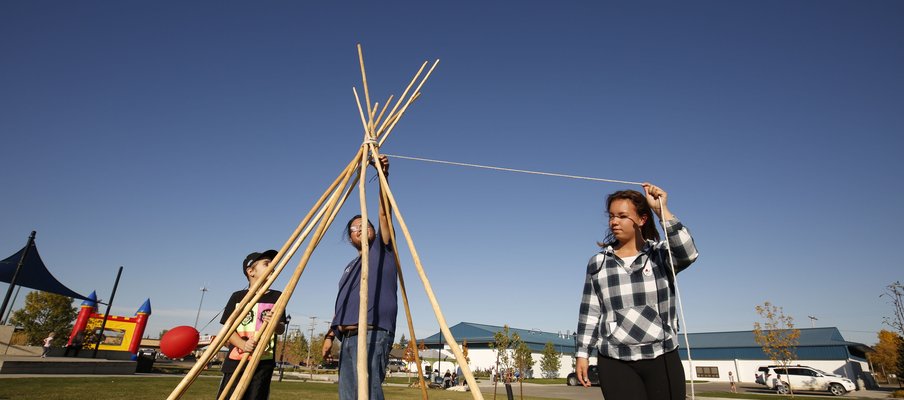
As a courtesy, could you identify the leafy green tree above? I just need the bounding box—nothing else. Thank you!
[9,291,76,346]
[397,333,408,350]
[490,325,514,400]
[278,330,307,367]
[753,301,800,396]
[512,335,534,399]
[539,341,562,378]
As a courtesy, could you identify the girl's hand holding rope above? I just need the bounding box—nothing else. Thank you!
[643,182,673,221]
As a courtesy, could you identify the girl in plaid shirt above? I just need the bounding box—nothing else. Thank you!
[575,183,698,400]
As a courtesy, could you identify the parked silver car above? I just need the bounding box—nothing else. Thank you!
[755,365,855,396]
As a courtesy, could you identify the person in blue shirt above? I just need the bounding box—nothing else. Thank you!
[323,154,398,400]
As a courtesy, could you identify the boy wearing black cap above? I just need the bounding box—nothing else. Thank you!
[217,250,287,400]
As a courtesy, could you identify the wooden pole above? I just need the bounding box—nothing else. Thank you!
[375,62,428,138]
[371,151,484,399]
[378,60,439,147]
[371,147,429,399]
[216,318,273,400]
[372,95,394,133]
[353,146,372,400]
[357,44,373,125]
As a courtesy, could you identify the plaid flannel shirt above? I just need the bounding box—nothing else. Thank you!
[576,218,698,361]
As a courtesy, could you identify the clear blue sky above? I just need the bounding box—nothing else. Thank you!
[2,1,902,347]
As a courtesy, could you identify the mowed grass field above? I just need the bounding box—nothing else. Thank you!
[0,376,561,400]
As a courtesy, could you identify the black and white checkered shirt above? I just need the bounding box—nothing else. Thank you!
[576,218,698,361]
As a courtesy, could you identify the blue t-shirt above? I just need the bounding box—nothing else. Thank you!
[330,231,398,335]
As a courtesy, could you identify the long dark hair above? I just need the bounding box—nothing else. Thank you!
[598,190,660,247]
[343,214,375,244]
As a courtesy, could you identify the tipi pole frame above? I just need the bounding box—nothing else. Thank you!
[168,45,471,400]
[168,150,362,400]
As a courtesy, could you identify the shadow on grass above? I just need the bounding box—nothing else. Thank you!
[0,377,561,400]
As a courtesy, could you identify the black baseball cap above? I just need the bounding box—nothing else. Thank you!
[243,249,278,272]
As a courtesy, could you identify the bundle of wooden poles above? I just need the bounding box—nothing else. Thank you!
[166,44,485,400]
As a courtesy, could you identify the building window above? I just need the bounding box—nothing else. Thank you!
[696,366,719,378]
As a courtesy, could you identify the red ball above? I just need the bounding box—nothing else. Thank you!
[160,326,200,359]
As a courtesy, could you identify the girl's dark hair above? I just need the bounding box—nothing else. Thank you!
[598,190,660,247]
[343,214,375,244]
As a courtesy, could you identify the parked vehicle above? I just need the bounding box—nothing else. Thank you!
[275,361,296,369]
[387,360,408,372]
[566,366,599,386]
[754,365,855,396]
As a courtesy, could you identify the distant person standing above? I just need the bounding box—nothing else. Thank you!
[64,331,85,357]
[41,332,54,358]
[728,371,737,393]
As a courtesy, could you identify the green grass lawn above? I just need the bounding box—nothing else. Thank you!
[0,377,561,400]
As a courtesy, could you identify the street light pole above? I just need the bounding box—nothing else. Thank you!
[279,314,291,382]
[193,286,208,330]
[306,316,318,380]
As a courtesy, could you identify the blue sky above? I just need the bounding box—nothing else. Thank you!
[1,1,902,347]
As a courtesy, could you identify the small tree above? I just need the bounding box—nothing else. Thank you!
[898,340,904,388]
[418,340,428,374]
[512,334,534,399]
[490,325,514,400]
[9,291,77,346]
[397,333,408,350]
[280,331,307,367]
[753,301,800,396]
[882,282,904,387]
[868,330,901,382]
[462,338,469,362]
[403,340,419,383]
[539,341,562,378]
[306,333,333,367]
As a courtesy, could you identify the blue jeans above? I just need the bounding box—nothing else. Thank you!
[338,329,393,400]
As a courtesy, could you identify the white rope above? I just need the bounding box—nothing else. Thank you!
[383,154,644,186]
[659,197,695,400]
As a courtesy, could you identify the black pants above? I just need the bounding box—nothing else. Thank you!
[597,350,685,400]
[63,345,81,357]
[218,363,275,400]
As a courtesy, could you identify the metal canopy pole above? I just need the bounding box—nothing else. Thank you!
[0,231,36,325]
[92,266,123,358]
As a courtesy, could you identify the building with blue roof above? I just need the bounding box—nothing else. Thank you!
[420,322,871,383]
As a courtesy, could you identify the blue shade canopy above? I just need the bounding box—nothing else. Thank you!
[0,243,90,301]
